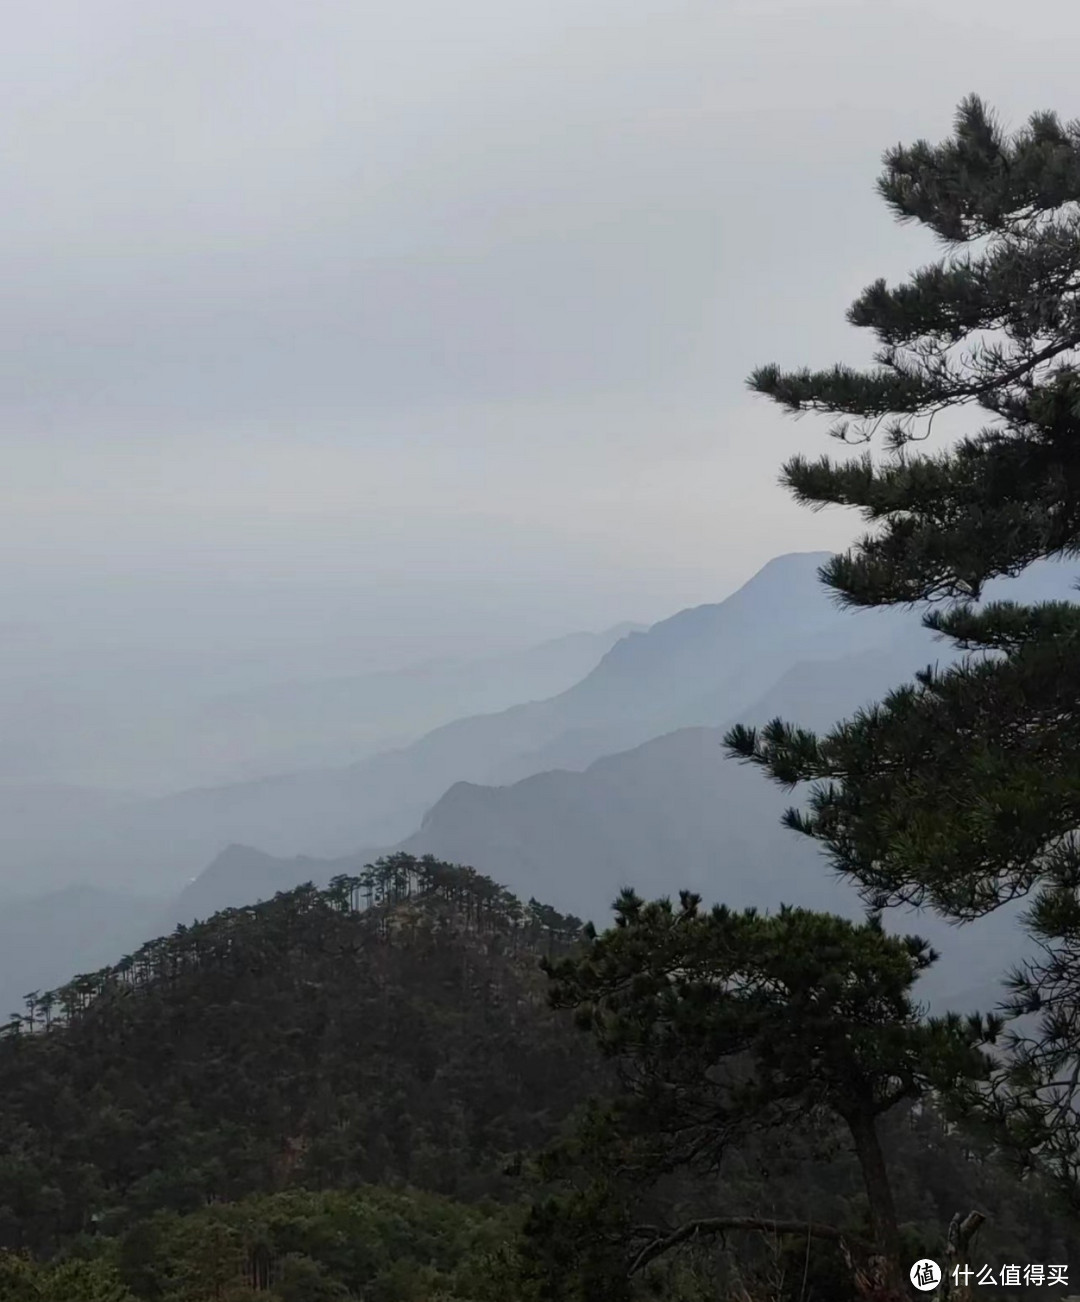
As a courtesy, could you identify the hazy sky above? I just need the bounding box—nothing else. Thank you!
[4,0,1080,661]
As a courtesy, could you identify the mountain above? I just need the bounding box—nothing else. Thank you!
[0,864,1070,1301]
[0,624,640,893]
[3,552,1075,905]
[0,549,1071,1029]
[406,783,1023,1017]
[166,612,1040,1014]
[0,553,900,893]
[174,618,949,926]
[397,624,1035,1012]
[0,622,643,797]
[0,865,597,1255]
[182,621,645,783]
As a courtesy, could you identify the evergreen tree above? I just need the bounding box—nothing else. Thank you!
[0,1251,134,1301]
[0,861,596,1252]
[725,95,1080,1198]
[524,891,993,1299]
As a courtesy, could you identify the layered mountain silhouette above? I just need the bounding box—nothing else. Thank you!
[152,553,1077,1013]
[165,614,956,926]
[183,621,646,783]
[0,552,917,893]
[164,615,1030,1011]
[0,621,640,894]
[1,550,1073,1014]
[0,620,643,794]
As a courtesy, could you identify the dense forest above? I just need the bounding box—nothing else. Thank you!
[0,855,590,1242]
[0,857,1075,1301]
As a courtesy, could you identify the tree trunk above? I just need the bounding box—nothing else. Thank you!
[845,1108,909,1298]
[943,1211,986,1300]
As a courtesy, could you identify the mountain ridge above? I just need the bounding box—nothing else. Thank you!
[0,554,846,893]
[2,551,1075,1015]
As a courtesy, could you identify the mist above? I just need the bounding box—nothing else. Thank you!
[1,0,1078,866]
[7,0,1080,694]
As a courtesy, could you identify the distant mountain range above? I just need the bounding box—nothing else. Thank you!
[0,621,641,895]
[167,600,966,926]
[0,621,643,796]
[162,623,1033,1014]
[0,550,1073,1017]
[181,622,647,782]
[0,553,915,893]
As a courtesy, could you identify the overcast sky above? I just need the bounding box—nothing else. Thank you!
[4,0,1080,662]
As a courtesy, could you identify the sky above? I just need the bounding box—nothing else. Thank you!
[4,0,1080,666]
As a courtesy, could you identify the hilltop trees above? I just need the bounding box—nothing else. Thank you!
[726,96,1080,1197]
[0,857,1075,1298]
[521,891,994,1299]
[1,854,583,1042]
[0,858,593,1253]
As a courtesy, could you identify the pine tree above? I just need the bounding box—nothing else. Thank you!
[724,95,1080,1199]
[527,891,992,1298]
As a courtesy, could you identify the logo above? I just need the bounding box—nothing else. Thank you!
[910,1259,942,1291]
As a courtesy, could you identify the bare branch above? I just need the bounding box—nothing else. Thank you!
[628,1216,871,1276]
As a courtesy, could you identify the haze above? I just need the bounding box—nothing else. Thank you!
[2,12,1080,1285]
[1,2,1078,791]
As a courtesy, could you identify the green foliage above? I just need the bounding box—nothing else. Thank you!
[107,1186,520,1302]
[547,891,992,1125]
[525,891,995,1293]
[0,859,1074,1299]
[0,1251,134,1301]
[729,95,1080,1202]
[0,858,598,1254]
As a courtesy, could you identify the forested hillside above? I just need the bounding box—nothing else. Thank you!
[0,855,591,1256]
[0,856,1076,1301]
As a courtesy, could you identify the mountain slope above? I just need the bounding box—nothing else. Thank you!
[166,614,1037,1011]
[0,624,638,893]
[2,863,1070,1302]
[398,628,1030,1011]
[186,620,645,782]
[6,553,1076,900]
[0,866,596,1253]
[0,619,645,796]
[0,554,897,892]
